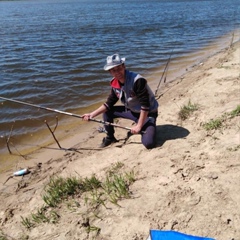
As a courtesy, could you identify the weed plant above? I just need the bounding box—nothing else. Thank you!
[42,176,82,207]
[178,100,199,120]
[203,118,223,130]
[229,105,240,118]
[31,207,50,224]
[21,163,136,237]
[20,216,35,229]
[106,162,124,176]
[0,230,8,240]
[0,236,7,240]
[203,105,240,131]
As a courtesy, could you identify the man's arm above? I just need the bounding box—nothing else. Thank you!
[131,78,150,134]
[82,88,118,120]
[82,104,107,120]
[104,88,119,110]
[131,109,148,134]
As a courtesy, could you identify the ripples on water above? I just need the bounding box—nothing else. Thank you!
[0,0,239,157]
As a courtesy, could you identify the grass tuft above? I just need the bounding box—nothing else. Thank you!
[42,176,81,207]
[81,175,102,192]
[178,100,199,120]
[203,118,223,130]
[0,230,8,240]
[21,163,136,238]
[20,216,35,229]
[203,105,240,131]
[229,105,240,118]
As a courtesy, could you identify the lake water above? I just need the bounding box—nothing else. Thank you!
[0,0,239,163]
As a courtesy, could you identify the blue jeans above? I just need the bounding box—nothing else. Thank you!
[103,106,158,149]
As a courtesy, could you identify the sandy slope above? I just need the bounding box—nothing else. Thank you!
[0,40,239,240]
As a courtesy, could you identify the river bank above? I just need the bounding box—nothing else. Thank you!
[0,31,238,170]
[0,38,239,239]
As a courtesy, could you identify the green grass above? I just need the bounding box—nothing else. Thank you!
[102,173,132,205]
[178,100,199,120]
[21,163,136,237]
[81,175,102,192]
[203,118,223,130]
[106,162,124,176]
[0,237,8,240]
[42,176,83,207]
[229,105,240,118]
[20,216,35,230]
[0,230,8,240]
[31,207,50,224]
[203,105,240,131]
[30,207,60,225]
[0,237,7,240]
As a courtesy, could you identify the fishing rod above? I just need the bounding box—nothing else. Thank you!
[154,49,173,97]
[0,96,132,131]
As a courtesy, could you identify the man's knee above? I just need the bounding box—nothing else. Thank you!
[143,139,156,149]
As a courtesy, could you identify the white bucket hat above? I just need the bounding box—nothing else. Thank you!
[104,53,126,71]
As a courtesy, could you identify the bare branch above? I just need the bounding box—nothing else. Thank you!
[44,119,62,149]
[6,124,14,154]
[53,116,59,132]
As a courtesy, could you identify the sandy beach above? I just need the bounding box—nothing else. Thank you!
[0,38,239,240]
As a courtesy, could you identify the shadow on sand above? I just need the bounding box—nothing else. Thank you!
[156,124,190,147]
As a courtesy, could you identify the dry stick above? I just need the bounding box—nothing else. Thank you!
[226,32,235,56]
[3,175,13,185]
[229,32,234,48]
[6,124,14,154]
[44,118,62,149]
[5,124,27,159]
[53,116,59,132]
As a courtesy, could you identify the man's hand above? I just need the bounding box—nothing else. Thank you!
[130,109,148,134]
[82,113,92,121]
[131,124,142,134]
[82,105,107,121]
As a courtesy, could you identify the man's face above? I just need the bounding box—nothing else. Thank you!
[109,64,125,83]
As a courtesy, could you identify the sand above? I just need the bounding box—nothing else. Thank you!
[0,39,239,240]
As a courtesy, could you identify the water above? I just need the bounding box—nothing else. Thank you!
[0,0,239,161]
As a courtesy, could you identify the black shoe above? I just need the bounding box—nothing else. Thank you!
[127,130,133,138]
[100,136,118,148]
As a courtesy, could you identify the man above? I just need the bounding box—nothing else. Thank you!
[83,53,158,149]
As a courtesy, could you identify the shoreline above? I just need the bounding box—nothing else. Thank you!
[0,36,239,239]
[1,30,239,172]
